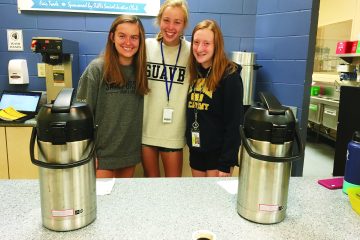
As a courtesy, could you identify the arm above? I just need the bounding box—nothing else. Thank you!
[218,67,244,175]
[76,59,102,115]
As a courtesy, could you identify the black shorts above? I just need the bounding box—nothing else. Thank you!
[142,144,182,152]
[189,149,221,172]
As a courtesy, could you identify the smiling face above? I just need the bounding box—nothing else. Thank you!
[159,6,186,46]
[111,22,140,65]
[192,28,215,69]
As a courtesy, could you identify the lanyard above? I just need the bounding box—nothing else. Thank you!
[191,80,205,130]
[191,67,211,130]
[160,40,182,103]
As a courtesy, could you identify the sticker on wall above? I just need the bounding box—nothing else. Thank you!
[17,0,160,16]
[7,29,24,51]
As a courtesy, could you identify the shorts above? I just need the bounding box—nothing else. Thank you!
[142,144,182,152]
[189,149,221,172]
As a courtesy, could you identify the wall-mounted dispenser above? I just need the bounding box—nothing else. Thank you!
[8,59,29,84]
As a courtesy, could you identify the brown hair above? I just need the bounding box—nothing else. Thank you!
[189,19,238,91]
[155,0,189,41]
[103,15,149,95]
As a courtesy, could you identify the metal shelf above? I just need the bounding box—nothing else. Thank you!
[310,96,339,107]
[335,53,360,63]
[307,122,336,142]
[336,53,360,57]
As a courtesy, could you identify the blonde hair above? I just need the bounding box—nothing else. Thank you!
[103,15,149,95]
[189,19,238,91]
[155,0,189,41]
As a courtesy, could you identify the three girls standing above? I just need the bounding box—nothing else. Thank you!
[77,0,243,178]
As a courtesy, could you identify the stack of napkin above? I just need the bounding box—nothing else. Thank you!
[0,107,26,121]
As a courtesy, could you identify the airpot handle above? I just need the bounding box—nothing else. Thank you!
[51,88,74,113]
[239,125,304,162]
[259,92,288,115]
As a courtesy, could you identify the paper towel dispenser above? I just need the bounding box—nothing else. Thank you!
[8,59,29,84]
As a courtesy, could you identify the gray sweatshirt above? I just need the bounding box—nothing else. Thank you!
[76,58,143,169]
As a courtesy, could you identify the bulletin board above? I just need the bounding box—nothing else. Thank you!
[17,0,160,16]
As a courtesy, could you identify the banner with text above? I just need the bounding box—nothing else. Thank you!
[18,0,160,16]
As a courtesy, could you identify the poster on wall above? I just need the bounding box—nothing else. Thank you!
[17,0,160,16]
[7,29,24,51]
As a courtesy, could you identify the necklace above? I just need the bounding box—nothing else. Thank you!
[197,66,212,79]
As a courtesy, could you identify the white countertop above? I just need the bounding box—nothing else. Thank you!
[0,177,359,240]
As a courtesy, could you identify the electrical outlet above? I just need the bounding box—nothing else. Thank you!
[37,63,45,77]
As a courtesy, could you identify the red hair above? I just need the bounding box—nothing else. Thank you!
[189,20,238,91]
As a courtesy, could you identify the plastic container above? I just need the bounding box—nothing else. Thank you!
[350,41,358,53]
[310,86,320,96]
[343,131,360,194]
[336,41,352,54]
[348,188,360,216]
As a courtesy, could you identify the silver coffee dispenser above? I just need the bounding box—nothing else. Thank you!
[237,92,304,224]
[30,88,96,231]
[231,51,262,108]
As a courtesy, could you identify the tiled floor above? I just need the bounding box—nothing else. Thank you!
[303,133,335,177]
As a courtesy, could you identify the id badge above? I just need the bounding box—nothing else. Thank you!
[191,130,200,147]
[162,107,174,123]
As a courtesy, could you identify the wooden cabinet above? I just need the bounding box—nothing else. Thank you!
[0,127,9,179]
[7,127,38,179]
[0,127,38,179]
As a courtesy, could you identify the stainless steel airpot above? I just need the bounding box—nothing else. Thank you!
[237,92,304,224]
[30,88,96,231]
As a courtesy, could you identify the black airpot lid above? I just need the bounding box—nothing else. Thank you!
[36,88,94,144]
[243,92,296,144]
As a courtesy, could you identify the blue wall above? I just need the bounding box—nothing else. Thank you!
[254,0,314,124]
[253,0,318,175]
[0,0,257,92]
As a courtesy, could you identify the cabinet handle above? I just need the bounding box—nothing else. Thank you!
[324,108,337,116]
